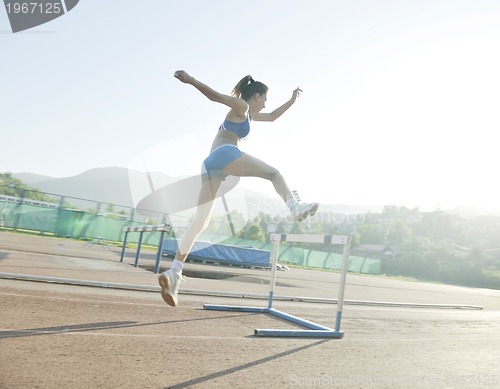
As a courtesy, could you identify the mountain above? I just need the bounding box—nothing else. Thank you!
[13,167,172,208]
[12,173,55,186]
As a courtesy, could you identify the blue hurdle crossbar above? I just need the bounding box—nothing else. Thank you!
[120,224,172,273]
[204,233,352,338]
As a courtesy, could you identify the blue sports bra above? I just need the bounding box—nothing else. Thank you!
[219,115,251,139]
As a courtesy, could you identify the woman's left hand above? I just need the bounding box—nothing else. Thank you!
[291,87,303,102]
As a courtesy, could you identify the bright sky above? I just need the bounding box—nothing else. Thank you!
[1,0,499,212]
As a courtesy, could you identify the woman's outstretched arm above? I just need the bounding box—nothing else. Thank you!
[174,70,247,114]
[252,87,302,122]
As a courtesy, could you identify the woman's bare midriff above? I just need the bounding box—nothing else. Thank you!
[210,130,241,152]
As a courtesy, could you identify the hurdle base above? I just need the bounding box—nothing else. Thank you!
[254,329,343,338]
[203,304,343,338]
[204,304,267,314]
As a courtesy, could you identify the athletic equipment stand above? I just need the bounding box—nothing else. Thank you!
[204,233,351,338]
[120,224,172,273]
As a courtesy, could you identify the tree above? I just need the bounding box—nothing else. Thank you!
[246,223,266,242]
[0,172,57,203]
[385,220,412,245]
[238,220,266,242]
[358,223,386,244]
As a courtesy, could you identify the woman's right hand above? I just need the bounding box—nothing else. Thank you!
[174,70,194,84]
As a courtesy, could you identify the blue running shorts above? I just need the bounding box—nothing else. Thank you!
[201,144,241,179]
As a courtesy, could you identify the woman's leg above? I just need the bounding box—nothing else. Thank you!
[175,176,223,262]
[160,175,223,307]
[223,152,293,203]
[223,152,318,221]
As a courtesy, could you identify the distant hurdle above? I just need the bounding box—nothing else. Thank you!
[204,233,352,338]
[120,224,172,273]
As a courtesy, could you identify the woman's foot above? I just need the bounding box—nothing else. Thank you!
[291,202,319,221]
[158,269,182,307]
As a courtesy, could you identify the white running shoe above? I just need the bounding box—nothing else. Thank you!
[291,202,319,222]
[158,269,182,307]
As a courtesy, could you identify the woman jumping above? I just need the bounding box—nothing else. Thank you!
[159,70,318,306]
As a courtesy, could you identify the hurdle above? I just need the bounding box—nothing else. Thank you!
[120,224,172,273]
[204,233,352,338]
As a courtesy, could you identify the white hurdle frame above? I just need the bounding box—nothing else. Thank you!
[120,224,172,273]
[204,233,352,338]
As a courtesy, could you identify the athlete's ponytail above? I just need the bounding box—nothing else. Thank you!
[231,75,268,101]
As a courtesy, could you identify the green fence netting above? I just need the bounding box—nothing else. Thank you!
[1,203,381,274]
[0,203,168,245]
